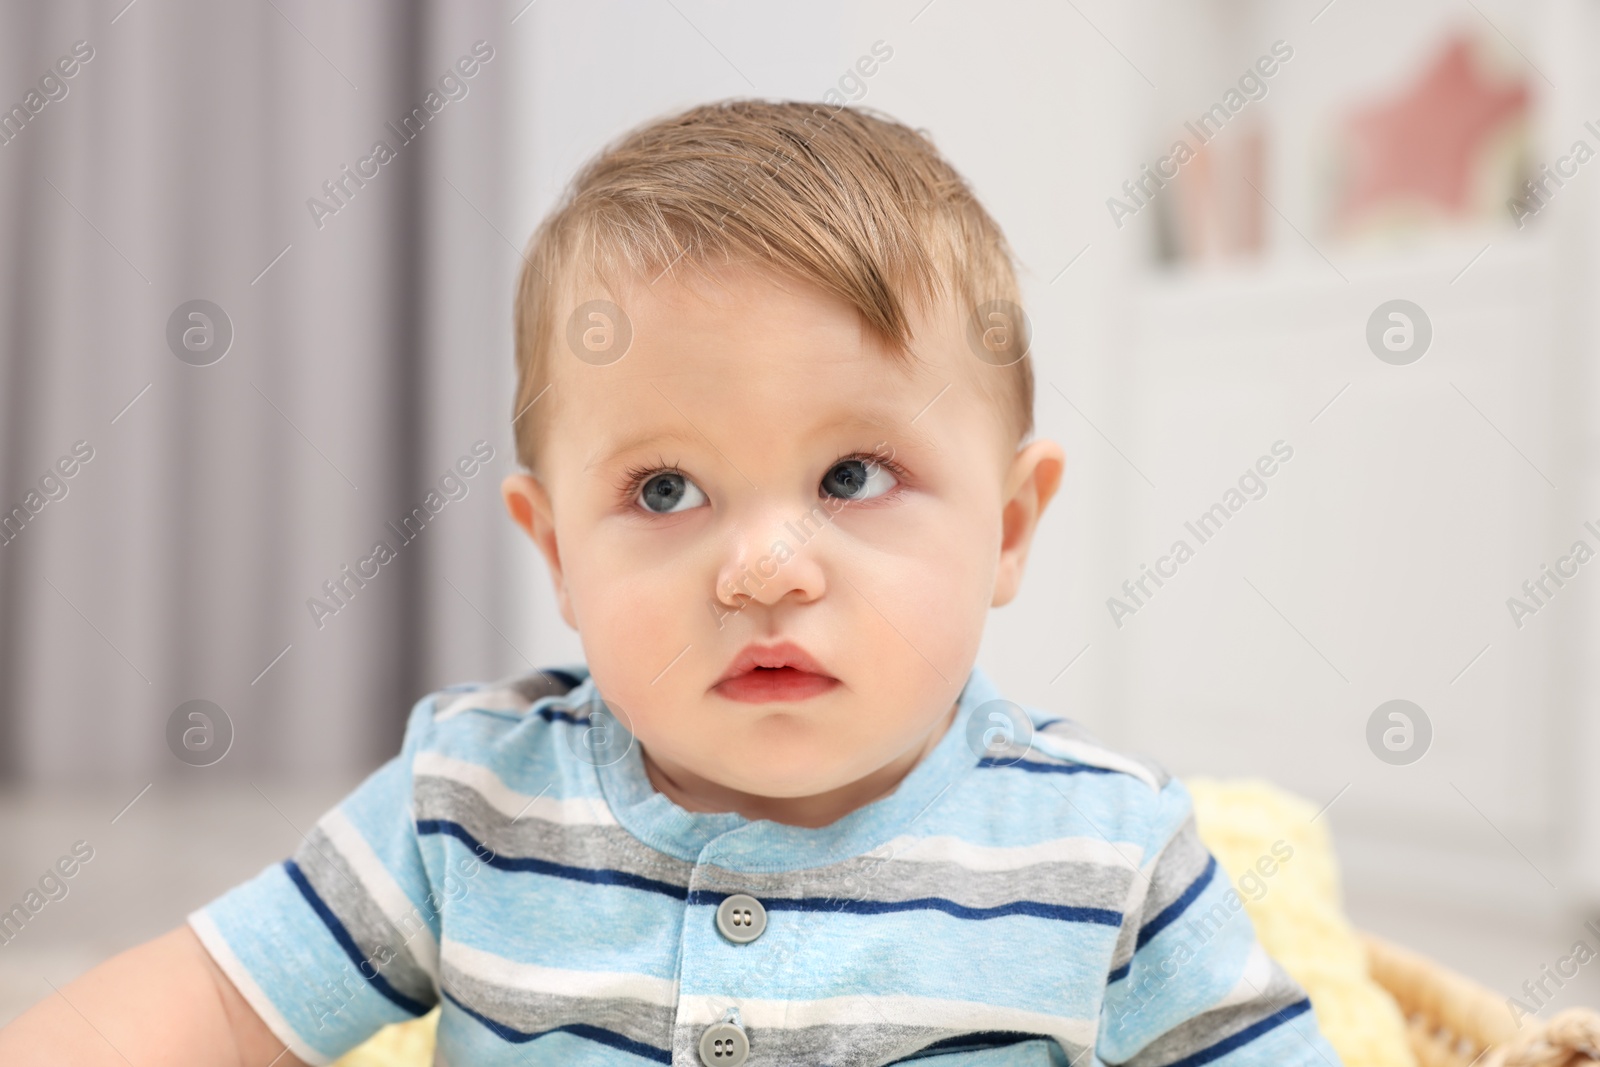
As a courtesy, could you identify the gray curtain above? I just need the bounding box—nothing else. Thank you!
[0,0,517,783]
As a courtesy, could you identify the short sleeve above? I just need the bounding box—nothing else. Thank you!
[1096,778,1344,1066]
[188,694,442,1066]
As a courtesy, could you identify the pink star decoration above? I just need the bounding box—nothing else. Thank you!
[1336,32,1529,233]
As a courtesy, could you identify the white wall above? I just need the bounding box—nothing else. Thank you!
[504,0,1145,723]
[501,0,1600,976]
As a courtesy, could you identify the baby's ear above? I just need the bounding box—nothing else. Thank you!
[993,439,1065,607]
[501,473,577,628]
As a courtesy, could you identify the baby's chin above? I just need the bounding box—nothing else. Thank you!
[659,730,879,801]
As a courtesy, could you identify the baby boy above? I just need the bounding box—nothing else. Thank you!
[0,100,1342,1067]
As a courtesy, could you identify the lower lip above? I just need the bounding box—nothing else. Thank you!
[714,667,839,704]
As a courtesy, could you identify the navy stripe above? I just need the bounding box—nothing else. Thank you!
[977,756,1119,776]
[535,706,597,726]
[688,889,1122,927]
[1107,960,1131,984]
[1136,855,1216,950]
[441,987,672,1063]
[417,820,689,900]
[1033,718,1066,731]
[903,1030,1047,1057]
[542,668,583,690]
[281,860,434,1018]
[435,673,584,720]
[1161,997,1313,1067]
[417,823,1122,926]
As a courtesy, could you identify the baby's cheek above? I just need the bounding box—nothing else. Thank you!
[576,559,700,684]
[587,579,687,662]
[861,528,989,644]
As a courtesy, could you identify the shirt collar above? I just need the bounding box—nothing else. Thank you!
[583,665,1001,871]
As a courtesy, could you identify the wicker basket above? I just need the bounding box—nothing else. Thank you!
[1363,931,1600,1067]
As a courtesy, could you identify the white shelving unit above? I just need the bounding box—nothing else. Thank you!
[1093,0,1600,956]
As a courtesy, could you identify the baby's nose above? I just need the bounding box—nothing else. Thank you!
[712,503,832,609]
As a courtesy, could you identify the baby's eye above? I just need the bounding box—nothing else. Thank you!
[636,471,707,514]
[820,458,898,501]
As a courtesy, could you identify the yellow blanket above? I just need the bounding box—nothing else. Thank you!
[1185,777,1415,1067]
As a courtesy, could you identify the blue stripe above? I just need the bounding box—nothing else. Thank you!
[1136,855,1216,950]
[977,756,1119,776]
[1161,997,1313,1067]
[1107,960,1131,984]
[416,820,689,900]
[441,987,672,1063]
[688,889,1122,927]
[281,860,434,1018]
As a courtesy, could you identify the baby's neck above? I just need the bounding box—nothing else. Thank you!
[640,700,958,829]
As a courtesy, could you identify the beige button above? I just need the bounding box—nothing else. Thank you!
[698,1020,749,1066]
[715,893,767,943]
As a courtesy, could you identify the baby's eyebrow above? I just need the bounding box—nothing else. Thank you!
[810,408,939,452]
[584,426,704,472]
[583,405,940,474]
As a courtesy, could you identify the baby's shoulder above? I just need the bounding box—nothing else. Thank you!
[426,665,590,726]
[963,699,1190,846]
[1020,711,1172,794]
[395,665,609,821]
[399,665,596,768]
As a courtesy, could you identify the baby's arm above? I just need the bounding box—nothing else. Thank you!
[5,695,450,1065]
[0,923,306,1067]
[1097,776,1343,1066]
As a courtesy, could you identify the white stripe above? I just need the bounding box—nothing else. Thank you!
[875,832,1144,871]
[435,686,538,722]
[1213,941,1276,1009]
[188,909,332,1066]
[319,807,441,978]
[1027,735,1162,792]
[441,938,678,1006]
[1117,857,1152,939]
[679,991,1097,1047]
[412,751,618,826]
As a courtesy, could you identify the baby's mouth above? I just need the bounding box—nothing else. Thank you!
[714,666,840,704]
[712,641,840,704]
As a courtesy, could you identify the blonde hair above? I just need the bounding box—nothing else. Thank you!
[511,99,1033,470]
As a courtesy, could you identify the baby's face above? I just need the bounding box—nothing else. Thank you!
[504,266,1061,823]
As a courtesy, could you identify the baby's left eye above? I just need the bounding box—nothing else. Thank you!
[820,458,898,501]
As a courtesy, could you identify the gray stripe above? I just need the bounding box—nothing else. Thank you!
[459,670,584,712]
[1106,897,1144,980]
[504,669,583,704]
[418,773,1135,916]
[696,851,1134,916]
[442,966,1093,1065]
[1121,958,1309,1066]
[439,959,674,1053]
[414,773,695,889]
[673,1019,1091,1065]
[291,827,439,1009]
[1106,817,1212,976]
[1135,817,1213,927]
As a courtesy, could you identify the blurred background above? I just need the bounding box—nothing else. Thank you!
[3,0,1599,1030]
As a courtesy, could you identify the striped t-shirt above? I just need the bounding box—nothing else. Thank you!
[189,664,1344,1066]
